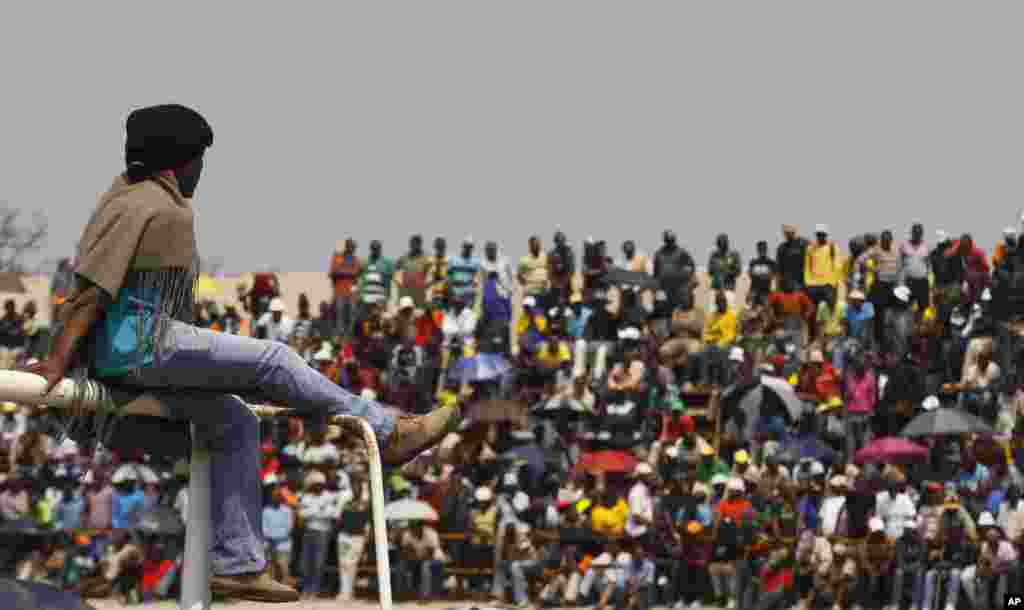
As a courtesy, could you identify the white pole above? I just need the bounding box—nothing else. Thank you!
[180,425,212,610]
[0,370,393,610]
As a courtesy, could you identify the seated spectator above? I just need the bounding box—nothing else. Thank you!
[961,511,1018,610]
[767,278,814,347]
[578,540,630,607]
[590,489,629,538]
[398,519,445,600]
[111,471,145,530]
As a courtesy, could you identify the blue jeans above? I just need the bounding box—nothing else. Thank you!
[923,567,960,609]
[300,529,330,595]
[124,320,395,576]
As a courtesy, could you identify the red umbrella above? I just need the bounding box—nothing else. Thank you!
[574,450,639,476]
[854,437,929,465]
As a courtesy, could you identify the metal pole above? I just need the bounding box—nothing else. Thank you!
[179,425,212,610]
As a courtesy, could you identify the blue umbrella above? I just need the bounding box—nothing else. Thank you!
[447,353,510,384]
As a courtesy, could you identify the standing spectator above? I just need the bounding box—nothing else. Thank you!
[262,485,294,587]
[900,222,931,317]
[548,231,575,306]
[239,266,280,328]
[447,237,482,312]
[358,239,394,311]
[519,236,550,304]
[329,239,362,339]
[653,230,696,312]
[776,224,809,291]
[396,234,430,308]
[255,297,295,344]
[298,470,338,600]
[843,355,878,460]
[84,472,114,531]
[481,240,516,299]
[858,229,903,347]
[804,225,841,342]
[707,233,742,309]
[111,469,145,530]
[336,479,370,601]
[0,300,23,370]
[619,240,652,275]
[50,257,76,323]
[747,240,777,307]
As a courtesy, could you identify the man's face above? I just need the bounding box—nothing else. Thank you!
[717,235,729,252]
[529,237,541,255]
[911,225,923,242]
[816,232,828,245]
[174,156,204,198]
[344,239,356,254]
[623,241,635,259]
[462,243,473,257]
[554,232,566,247]
[881,233,892,249]
[485,244,497,260]
[757,242,767,257]
[715,294,728,312]
[783,228,796,241]
[663,231,676,247]
[434,239,446,256]
[370,241,382,258]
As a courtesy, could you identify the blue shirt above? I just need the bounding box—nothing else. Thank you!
[844,302,875,341]
[262,504,295,552]
[111,489,145,529]
[625,558,656,586]
[57,495,85,530]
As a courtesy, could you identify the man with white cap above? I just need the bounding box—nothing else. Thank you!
[804,224,840,342]
[960,511,1018,609]
[256,297,295,344]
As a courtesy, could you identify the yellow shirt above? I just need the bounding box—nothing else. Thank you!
[518,253,550,295]
[590,499,629,537]
[516,314,548,337]
[804,241,840,288]
[536,340,572,368]
[702,309,738,347]
[817,301,846,338]
[470,505,498,545]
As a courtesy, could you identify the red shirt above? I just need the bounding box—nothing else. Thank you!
[330,254,362,298]
[717,498,754,524]
[759,565,793,594]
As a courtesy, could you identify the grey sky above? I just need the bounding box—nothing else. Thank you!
[2,2,1022,273]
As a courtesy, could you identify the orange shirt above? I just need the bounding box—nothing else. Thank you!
[768,291,815,320]
[717,498,754,524]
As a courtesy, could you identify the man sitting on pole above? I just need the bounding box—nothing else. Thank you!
[25,104,462,602]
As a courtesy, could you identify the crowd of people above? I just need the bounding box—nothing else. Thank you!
[5,220,1024,609]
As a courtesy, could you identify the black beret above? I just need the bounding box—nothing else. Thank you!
[125,104,213,174]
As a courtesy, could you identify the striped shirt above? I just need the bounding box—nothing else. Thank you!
[358,257,394,304]
[447,255,481,303]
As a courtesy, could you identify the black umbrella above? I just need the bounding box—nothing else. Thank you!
[901,407,995,438]
[0,578,97,610]
[134,506,185,536]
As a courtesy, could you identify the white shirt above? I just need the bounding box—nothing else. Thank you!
[877,490,916,539]
[300,491,341,532]
[256,313,296,344]
[174,487,188,523]
[625,482,653,538]
[481,255,516,297]
[442,308,478,345]
[302,442,339,466]
[819,495,847,537]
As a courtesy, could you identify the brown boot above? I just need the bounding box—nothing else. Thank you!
[380,403,463,466]
[209,569,299,602]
